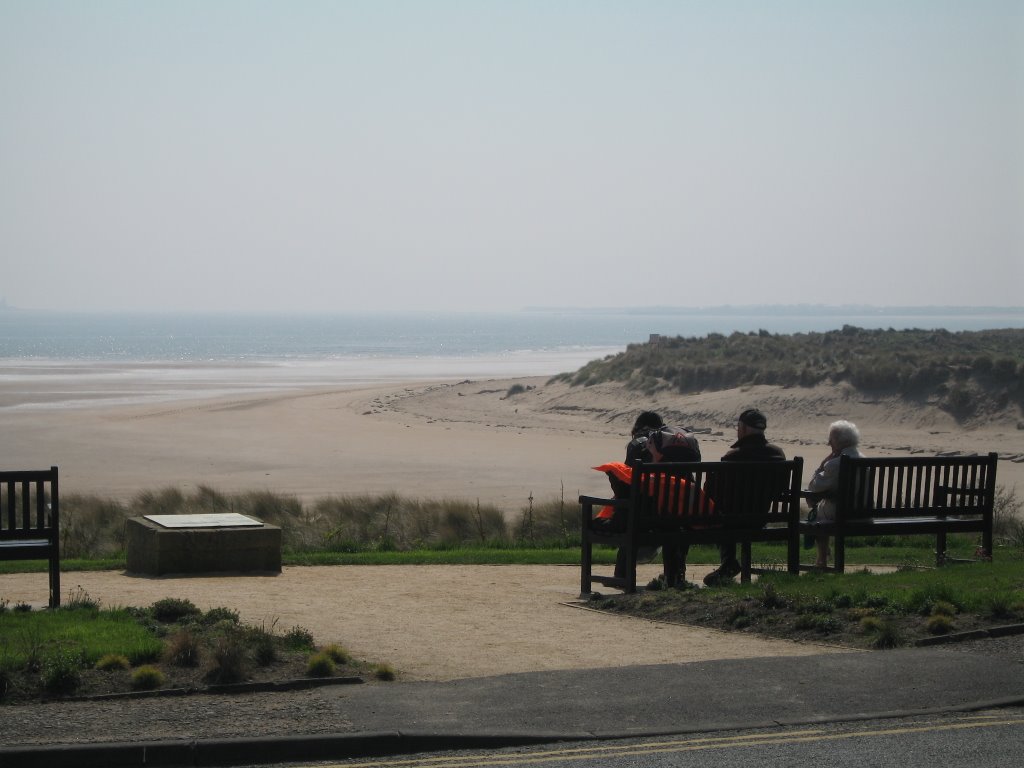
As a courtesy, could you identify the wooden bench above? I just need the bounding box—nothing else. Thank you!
[0,467,60,608]
[580,458,803,595]
[798,453,998,573]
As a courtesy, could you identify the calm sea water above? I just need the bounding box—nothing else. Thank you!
[3,308,1022,362]
[1,308,1021,410]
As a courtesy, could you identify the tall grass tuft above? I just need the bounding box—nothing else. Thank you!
[205,627,248,684]
[131,665,165,690]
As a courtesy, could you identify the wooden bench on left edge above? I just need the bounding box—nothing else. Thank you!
[580,458,803,596]
[0,467,60,608]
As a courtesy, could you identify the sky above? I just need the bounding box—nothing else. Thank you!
[1,1,1022,313]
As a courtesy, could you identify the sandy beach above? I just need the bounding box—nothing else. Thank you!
[2,372,1021,512]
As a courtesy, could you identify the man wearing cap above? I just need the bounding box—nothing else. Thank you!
[703,408,787,586]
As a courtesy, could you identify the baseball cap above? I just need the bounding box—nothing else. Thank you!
[738,408,767,430]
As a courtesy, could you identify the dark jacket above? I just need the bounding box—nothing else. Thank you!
[721,433,786,463]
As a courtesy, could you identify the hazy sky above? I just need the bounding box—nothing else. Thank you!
[2,2,1021,313]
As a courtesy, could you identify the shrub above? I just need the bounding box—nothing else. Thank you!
[305,652,336,678]
[253,635,277,666]
[794,614,818,631]
[760,582,787,609]
[870,621,902,649]
[205,630,248,684]
[40,649,82,694]
[131,665,166,690]
[860,616,884,633]
[930,601,957,618]
[373,663,396,681]
[985,593,1016,620]
[95,654,131,671]
[284,625,316,651]
[926,614,955,635]
[321,644,350,664]
[731,614,752,629]
[814,616,841,634]
[66,586,101,610]
[151,598,201,624]
[201,607,240,626]
[165,629,202,667]
[243,621,279,666]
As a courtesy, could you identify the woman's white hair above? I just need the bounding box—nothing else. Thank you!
[829,420,860,449]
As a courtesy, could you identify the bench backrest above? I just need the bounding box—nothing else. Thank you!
[0,467,59,543]
[629,459,804,529]
[836,453,998,520]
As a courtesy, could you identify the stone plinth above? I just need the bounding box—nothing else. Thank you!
[125,515,281,576]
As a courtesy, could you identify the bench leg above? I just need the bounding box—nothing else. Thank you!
[936,531,947,567]
[834,536,845,574]
[50,558,60,609]
[740,540,752,583]
[580,542,592,597]
[625,543,638,593]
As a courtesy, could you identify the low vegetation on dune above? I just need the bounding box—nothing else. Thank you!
[551,326,1024,421]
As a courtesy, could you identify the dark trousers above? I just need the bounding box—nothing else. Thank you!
[615,541,689,585]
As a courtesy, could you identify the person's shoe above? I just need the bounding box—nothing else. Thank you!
[703,559,741,586]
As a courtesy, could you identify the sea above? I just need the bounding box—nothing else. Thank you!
[2,307,1022,411]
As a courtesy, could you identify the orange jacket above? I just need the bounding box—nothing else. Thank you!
[592,462,715,520]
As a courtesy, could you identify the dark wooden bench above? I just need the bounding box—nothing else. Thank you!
[580,458,803,595]
[0,467,60,608]
[798,453,998,573]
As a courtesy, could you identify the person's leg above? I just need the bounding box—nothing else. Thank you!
[703,539,741,586]
[614,546,628,578]
[815,536,830,568]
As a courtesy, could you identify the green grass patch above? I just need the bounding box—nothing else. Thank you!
[0,607,164,669]
[0,534,1014,574]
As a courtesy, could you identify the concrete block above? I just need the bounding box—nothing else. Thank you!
[125,516,281,575]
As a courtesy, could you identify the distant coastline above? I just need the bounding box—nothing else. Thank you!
[2,308,1023,367]
[524,304,1024,317]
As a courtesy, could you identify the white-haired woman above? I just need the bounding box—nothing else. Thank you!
[806,420,863,569]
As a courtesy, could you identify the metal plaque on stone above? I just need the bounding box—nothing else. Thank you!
[144,513,264,529]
